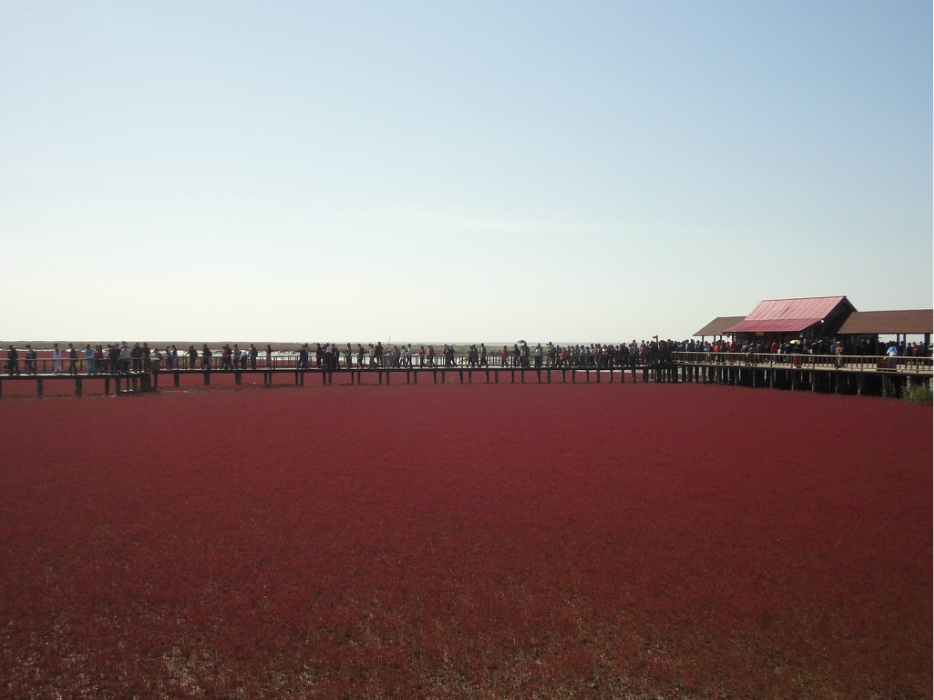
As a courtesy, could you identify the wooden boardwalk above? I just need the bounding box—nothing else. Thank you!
[1,352,930,398]
[672,351,932,397]
[0,364,639,397]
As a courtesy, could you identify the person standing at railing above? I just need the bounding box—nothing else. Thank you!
[265,344,273,369]
[120,342,132,373]
[67,343,79,376]
[52,343,62,374]
[6,345,20,376]
[201,344,212,370]
[427,344,435,367]
[249,344,258,370]
[84,344,95,375]
[95,345,104,373]
[188,345,198,370]
[130,343,141,373]
[25,345,37,375]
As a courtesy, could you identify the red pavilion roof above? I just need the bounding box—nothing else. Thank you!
[724,296,855,334]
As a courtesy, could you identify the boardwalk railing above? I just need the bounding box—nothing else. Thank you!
[3,352,653,377]
[671,351,933,374]
[6,351,932,378]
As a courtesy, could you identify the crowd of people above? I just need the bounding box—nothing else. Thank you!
[5,337,930,377]
[676,337,930,359]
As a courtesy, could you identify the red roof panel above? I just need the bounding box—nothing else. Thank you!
[726,318,825,333]
[723,296,854,334]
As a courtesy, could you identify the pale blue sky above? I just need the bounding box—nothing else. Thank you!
[1,1,930,343]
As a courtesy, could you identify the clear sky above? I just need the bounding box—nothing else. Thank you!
[1,1,931,344]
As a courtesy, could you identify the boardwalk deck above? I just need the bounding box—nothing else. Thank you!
[1,352,929,398]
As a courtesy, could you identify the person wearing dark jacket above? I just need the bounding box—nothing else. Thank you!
[6,345,19,376]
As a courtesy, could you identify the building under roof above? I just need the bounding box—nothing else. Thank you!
[694,297,931,352]
[723,296,856,335]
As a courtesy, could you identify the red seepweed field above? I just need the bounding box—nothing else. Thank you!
[0,381,930,699]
